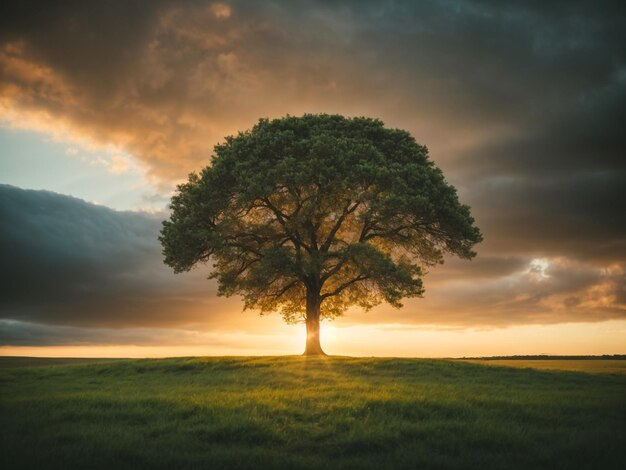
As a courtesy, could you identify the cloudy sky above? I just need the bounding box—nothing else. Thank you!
[1,0,624,357]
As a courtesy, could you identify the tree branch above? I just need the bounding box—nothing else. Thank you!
[365,224,415,241]
[321,274,369,300]
[320,199,360,252]
[270,279,300,299]
[261,197,312,252]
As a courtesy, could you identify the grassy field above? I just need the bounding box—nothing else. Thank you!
[1,357,625,469]
[461,359,626,375]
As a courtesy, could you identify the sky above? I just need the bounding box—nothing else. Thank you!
[0,0,624,357]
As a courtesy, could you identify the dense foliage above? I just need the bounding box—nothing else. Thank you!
[160,115,482,352]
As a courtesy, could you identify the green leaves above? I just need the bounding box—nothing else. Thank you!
[160,114,482,322]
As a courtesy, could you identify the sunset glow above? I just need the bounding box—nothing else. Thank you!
[0,0,624,358]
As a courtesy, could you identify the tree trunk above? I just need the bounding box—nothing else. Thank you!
[303,290,326,355]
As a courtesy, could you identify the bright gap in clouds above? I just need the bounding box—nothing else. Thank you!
[0,127,167,212]
[529,258,550,279]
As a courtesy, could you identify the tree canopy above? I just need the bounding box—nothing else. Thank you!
[160,114,482,354]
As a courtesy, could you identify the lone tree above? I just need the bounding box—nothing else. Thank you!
[160,115,482,355]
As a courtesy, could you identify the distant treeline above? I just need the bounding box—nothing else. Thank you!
[457,355,626,360]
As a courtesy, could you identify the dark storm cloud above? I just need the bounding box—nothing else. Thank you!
[0,1,625,342]
[0,319,230,347]
[0,184,239,330]
[465,171,626,263]
[454,73,626,263]
[0,320,167,346]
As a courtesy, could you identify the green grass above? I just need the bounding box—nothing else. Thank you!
[1,357,625,469]
[461,359,626,375]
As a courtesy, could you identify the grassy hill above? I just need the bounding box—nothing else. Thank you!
[1,356,625,469]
